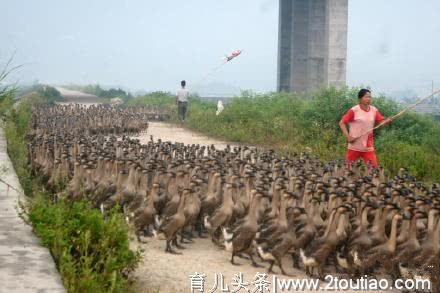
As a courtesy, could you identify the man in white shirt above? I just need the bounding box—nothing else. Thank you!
[176,80,189,123]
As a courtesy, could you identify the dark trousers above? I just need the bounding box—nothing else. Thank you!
[178,101,188,122]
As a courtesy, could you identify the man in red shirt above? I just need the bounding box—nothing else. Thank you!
[339,89,392,170]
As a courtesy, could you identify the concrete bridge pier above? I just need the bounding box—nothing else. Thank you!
[277,0,348,93]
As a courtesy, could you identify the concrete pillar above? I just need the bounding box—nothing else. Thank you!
[277,0,348,93]
[277,0,293,92]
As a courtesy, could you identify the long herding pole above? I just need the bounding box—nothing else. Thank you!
[354,89,440,139]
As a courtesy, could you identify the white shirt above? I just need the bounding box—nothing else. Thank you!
[176,88,189,102]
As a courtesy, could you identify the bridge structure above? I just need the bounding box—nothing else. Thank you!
[277,0,348,93]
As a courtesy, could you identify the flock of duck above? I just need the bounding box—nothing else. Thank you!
[28,104,439,289]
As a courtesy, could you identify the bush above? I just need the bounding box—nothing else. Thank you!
[30,196,140,292]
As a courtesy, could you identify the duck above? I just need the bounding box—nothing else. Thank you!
[222,189,267,267]
[204,182,235,245]
[153,189,189,254]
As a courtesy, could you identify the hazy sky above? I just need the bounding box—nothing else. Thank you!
[2,0,440,96]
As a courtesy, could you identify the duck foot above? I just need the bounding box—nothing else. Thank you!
[251,260,263,268]
[143,229,154,237]
[249,255,262,268]
[267,261,275,274]
[166,249,182,255]
[236,253,250,260]
[137,236,148,244]
[175,243,186,249]
[231,254,241,266]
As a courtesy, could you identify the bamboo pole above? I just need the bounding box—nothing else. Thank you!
[353,89,440,139]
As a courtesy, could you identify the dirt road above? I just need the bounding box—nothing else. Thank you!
[137,122,233,150]
[55,86,103,104]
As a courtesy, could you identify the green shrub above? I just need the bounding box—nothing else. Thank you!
[30,196,140,292]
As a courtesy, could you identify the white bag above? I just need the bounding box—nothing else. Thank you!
[216,100,224,116]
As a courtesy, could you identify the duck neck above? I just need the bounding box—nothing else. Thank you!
[116,173,126,191]
[322,209,338,239]
[72,163,80,182]
[328,196,337,213]
[126,165,137,192]
[61,158,69,178]
[427,210,437,235]
[214,176,222,195]
[147,170,154,189]
[398,219,410,242]
[270,189,280,217]
[224,187,234,207]
[176,173,185,189]
[278,195,287,227]
[407,214,419,243]
[148,186,159,206]
[207,173,216,192]
[128,165,136,182]
[372,207,390,234]
[94,159,105,182]
[138,173,148,196]
[359,207,370,234]
[336,213,348,238]
[386,215,400,251]
[247,195,260,224]
[184,172,191,189]
[105,160,113,179]
[433,218,440,252]
[85,169,94,187]
[167,176,177,198]
[177,192,187,215]
[288,177,295,192]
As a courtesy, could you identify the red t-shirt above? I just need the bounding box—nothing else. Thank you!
[341,105,384,151]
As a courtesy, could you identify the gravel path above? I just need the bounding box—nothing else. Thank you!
[137,122,234,150]
[55,86,102,104]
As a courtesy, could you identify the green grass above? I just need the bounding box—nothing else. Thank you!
[29,196,140,292]
[124,87,440,182]
[0,85,141,292]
